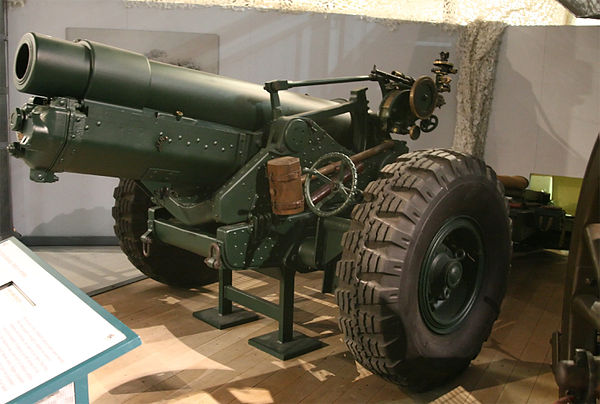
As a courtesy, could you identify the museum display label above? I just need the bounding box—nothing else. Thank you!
[0,237,140,403]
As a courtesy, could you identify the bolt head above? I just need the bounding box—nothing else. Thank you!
[445,262,463,289]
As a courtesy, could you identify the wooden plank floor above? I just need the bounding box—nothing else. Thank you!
[89,250,567,403]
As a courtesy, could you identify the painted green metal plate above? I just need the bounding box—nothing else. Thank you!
[193,306,259,330]
[248,330,325,360]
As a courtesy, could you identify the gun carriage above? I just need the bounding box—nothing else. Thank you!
[9,32,511,390]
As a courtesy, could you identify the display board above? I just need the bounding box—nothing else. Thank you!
[0,237,140,403]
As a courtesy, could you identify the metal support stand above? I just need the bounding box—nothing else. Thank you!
[321,264,336,294]
[193,265,259,329]
[194,266,324,360]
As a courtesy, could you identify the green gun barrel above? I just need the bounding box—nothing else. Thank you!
[10,32,353,186]
[14,32,350,134]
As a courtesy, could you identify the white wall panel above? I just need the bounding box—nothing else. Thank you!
[486,25,600,178]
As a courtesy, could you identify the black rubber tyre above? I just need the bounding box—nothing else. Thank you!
[112,179,218,288]
[335,149,511,391]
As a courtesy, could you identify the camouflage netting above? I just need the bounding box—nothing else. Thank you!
[441,0,572,25]
[451,21,507,158]
[124,0,572,26]
[126,0,449,22]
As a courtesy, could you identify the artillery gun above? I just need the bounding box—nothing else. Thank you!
[8,32,511,390]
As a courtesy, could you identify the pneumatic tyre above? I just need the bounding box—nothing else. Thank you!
[335,149,511,390]
[112,179,218,288]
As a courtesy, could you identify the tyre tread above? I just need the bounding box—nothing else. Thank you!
[335,149,511,390]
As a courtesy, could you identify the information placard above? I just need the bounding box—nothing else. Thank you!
[0,237,140,403]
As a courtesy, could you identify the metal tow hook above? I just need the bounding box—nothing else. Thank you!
[204,243,222,270]
[140,230,153,257]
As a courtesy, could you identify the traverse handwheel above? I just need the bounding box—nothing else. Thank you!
[303,152,357,217]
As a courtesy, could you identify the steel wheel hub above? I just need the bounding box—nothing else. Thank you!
[419,216,485,334]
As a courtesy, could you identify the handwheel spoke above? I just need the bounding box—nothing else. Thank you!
[316,193,336,209]
[312,170,333,183]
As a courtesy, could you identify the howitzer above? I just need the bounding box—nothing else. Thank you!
[9,32,512,390]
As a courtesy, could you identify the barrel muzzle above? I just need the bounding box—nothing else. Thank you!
[14,33,93,100]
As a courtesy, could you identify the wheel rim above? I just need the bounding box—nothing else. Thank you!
[418,216,485,334]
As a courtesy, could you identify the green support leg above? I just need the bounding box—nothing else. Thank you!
[194,266,325,360]
[193,266,259,329]
[279,266,295,342]
[321,262,336,294]
[248,268,325,360]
